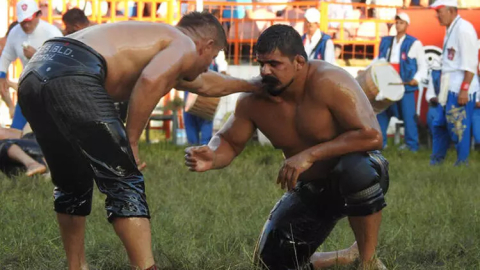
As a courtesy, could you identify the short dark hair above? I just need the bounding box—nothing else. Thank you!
[177,11,227,50]
[255,24,308,61]
[62,8,89,26]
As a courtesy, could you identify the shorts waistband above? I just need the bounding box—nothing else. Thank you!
[21,37,107,83]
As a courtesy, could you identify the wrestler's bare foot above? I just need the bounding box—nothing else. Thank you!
[356,258,387,270]
[25,162,47,177]
[310,241,359,269]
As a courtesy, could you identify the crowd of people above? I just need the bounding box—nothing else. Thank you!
[0,0,478,269]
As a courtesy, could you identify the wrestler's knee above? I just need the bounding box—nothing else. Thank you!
[99,174,150,222]
[53,186,93,216]
[336,151,389,216]
[254,221,314,270]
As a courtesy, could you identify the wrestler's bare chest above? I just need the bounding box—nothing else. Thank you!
[249,95,339,158]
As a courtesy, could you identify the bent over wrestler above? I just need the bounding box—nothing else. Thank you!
[18,11,259,270]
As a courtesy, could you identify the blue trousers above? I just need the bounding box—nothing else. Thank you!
[377,91,419,151]
[430,91,476,165]
[183,111,213,145]
[11,103,27,131]
[472,106,480,144]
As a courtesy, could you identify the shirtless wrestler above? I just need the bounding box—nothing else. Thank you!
[184,25,389,270]
[17,11,259,270]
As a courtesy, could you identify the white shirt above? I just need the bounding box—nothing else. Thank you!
[215,51,228,73]
[304,29,335,64]
[370,35,427,84]
[0,20,63,74]
[440,15,479,96]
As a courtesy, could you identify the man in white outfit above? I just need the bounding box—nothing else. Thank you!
[0,0,63,137]
[429,0,479,165]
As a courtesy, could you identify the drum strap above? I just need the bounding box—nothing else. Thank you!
[310,34,328,59]
[386,38,394,62]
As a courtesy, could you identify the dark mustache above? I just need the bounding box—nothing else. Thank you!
[262,76,280,85]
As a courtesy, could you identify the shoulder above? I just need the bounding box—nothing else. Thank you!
[308,61,364,102]
[380,36,392,42]
[234,92,257,117]
[7,24,22,38]
[458,19,477,36]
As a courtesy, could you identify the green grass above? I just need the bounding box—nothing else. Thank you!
[1,141,480,270]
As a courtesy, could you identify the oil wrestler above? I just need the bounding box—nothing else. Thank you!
[185,25,389,270]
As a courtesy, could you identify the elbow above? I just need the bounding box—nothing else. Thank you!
[137,75,154,91]
[362,127,383,150]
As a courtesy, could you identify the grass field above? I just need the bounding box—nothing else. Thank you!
[1,141,480,270]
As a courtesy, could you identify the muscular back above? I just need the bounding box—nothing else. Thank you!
[233,61,380,180]
[67,22,196,101]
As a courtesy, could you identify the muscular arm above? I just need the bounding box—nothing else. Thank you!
[126,39,195,146]
[175,70,261,97]
[306,70,382,162]
[208,94,256,169]
[0,35,17,113]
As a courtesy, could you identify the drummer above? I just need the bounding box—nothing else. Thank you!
[372,12,427,151]
[183,51,228,145]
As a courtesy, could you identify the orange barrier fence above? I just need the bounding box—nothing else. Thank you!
[6,0,400,66]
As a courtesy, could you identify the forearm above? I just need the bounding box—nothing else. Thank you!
[306,128,382,162]
[0,52,14,75]
[126,79,171,145]
[462,71,474,86]
[1,90,14,108]
[207,134,239,169]
[177,71,260,97]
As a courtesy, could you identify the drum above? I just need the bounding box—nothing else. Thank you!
[185,93,220,121]
[356,60,405,114]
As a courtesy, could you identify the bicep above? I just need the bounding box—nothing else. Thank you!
[326,74,379,131]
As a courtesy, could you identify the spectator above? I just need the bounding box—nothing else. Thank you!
[302,8,335,64]
[0,132,47,178]
[0,0,63,138]
[0,21,20,112]
[374,13,427,152]
[429,0,479,165]
[62,8,90,35]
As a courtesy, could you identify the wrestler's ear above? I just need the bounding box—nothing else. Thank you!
[205,39,215,52]
[294,55,306,70]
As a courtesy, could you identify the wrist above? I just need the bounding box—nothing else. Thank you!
[461,82,470,92]
[0,72,6,79]
[212,151,217,169]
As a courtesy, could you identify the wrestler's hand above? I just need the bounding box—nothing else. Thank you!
[130,142,146,171]
[23,46,36,59]
[429,97,439,106]
[277,151,313,191]
[476,101,480,108]
[185,145,215,172]
[458,90,469,106]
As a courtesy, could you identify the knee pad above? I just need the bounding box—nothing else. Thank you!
[53,186,93,216]
[336,152,389,216]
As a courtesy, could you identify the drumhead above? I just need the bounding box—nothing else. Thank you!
[185,92,199,111]
[371,61,404,102]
